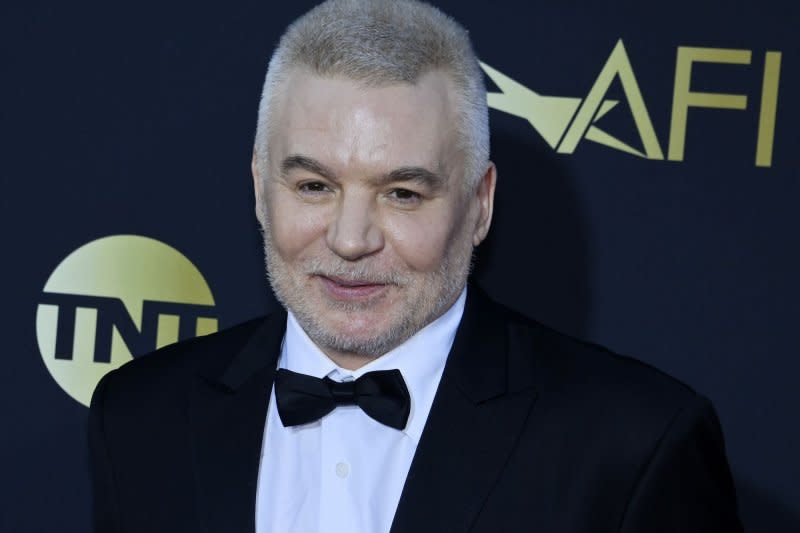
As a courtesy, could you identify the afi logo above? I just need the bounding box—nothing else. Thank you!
[482,40,782,166]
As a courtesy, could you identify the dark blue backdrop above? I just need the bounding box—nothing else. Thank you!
[2,1,797,531]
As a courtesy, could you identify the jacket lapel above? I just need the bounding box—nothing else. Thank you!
[185,286,536,533]
[188,310,286,533]
[390,286,538,533]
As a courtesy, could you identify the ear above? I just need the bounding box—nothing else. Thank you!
[471,161,497,246]
[252,151,265,226]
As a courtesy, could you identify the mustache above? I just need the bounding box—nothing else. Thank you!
[261,233,410,285]
[305,259,409,285]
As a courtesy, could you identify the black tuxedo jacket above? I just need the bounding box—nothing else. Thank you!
[89,286,742,532]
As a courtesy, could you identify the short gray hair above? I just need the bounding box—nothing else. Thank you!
[253,0,489,191]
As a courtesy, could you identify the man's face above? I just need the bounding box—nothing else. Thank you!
[253,69,494,361]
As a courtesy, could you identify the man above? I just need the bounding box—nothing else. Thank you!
[89,0,743,531]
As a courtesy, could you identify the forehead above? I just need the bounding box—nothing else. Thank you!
[270,68,459,176]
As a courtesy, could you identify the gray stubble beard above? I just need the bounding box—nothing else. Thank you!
[259,205,473,359]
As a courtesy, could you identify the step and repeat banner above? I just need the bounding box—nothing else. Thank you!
[3,1,797,530]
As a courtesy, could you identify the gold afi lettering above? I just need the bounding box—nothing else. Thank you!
[756,52,781,167]
[668,47,751,162]
[668,47,782,167]
[482,39,663,159]
[482,41,782,167]
[558,40,663,159]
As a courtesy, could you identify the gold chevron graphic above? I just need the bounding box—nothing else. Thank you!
[481,40,664,159]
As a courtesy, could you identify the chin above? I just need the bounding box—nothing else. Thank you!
[304,309,410,358]
[325,310,393,340]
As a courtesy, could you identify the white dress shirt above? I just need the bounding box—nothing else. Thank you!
[255,288,467,533]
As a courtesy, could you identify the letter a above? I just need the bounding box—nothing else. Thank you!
[559,40,664,159]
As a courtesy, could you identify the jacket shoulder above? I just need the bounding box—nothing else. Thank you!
[90,315,270,414]
[478,296,739,530]
[496,299,701,424]
[492,299,726,490]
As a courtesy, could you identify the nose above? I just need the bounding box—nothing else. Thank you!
[326,191,384,261]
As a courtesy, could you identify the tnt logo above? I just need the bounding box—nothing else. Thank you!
[35,235,218,406]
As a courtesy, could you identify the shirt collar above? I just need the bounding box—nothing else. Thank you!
[280,287,467,444]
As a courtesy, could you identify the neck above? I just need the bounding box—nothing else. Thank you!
[323,351,376,371]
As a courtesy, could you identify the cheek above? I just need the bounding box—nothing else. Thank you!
[267,193,329,258]
[384,208,459,272]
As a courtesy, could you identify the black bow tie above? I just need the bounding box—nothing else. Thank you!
[274,368,411,430]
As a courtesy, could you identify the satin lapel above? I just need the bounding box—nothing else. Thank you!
[188,311,286,533]
[390,286,538,533]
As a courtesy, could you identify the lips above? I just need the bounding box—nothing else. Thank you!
[318,275,388,300]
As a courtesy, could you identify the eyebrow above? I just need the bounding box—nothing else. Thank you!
[281,155,336,181]
[376,166,446,191]
[281,153,446,191]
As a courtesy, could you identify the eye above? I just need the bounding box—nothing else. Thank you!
[387,188,422,204]
[297,181,331,194]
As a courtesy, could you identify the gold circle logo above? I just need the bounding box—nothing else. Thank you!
[36,235,218,406]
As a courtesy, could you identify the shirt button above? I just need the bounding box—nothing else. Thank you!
[335,462,350,479]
